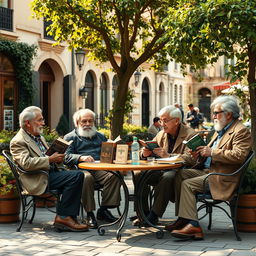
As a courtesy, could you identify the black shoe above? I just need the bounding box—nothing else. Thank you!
[85,212,98,229]
[96,208,118,223]
[142,211,159,227]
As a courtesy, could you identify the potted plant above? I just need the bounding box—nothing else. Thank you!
[0,155,21,223]
[237,157,256,232]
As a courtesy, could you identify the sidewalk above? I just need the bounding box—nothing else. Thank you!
[1,173,256,256]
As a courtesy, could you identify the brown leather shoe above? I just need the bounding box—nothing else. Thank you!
[171,223,204,240]
[54,216,89,232]
[164,218,189,232]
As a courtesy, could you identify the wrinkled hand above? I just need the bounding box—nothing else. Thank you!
[153,147,169,158]
[196,146,212,157]
[48,152,65,163]
[142,147,152,158]
[79,155,95,162]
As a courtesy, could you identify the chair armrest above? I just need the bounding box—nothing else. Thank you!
[17,166,49,177]
[202,168,242,195]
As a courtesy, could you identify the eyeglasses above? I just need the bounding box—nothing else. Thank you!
[80,119,94,124]
[213,111,224,116]
[159,118,176,125]
[35,118,45,123]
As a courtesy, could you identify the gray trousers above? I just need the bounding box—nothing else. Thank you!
[133,169,176,217]
[175,168,208,220]
[81,170,121,212]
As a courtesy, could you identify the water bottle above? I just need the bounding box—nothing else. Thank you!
[131,136,140,165]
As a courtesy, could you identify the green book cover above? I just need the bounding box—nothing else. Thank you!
[183,134,206,151]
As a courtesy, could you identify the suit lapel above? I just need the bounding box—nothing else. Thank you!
[172,124,186,152]
[21,129,44,156]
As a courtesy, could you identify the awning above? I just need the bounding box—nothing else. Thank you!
[213,80,240,90]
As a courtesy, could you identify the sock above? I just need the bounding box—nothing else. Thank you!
[99,206,107,211]
[59,215,68,219]
[87,211,95,217]
[149,210,158,218]
[189,220,200,227]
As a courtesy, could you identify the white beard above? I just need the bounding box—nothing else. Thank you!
[77,125,97,138]
[214,115,227,131]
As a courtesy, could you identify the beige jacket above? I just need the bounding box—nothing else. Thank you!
[154,123,197,157]
[10,128,50,195]
[208,120,252,200]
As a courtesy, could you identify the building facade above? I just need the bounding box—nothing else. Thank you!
[0,0,228,132]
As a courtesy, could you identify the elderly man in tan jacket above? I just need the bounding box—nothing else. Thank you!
[132,105,196,226]
[10,106,88,232]
[166,95,252,240]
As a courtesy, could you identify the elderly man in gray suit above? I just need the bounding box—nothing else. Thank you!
[10,106,88,232]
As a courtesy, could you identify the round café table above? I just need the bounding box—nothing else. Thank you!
[78,160,182,241]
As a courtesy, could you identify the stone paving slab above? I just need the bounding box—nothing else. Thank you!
[1,173,256,255]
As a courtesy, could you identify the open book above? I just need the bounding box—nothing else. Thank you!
[45,137,73,156]
[156,155,184,164]
[183,133,206,151]
[138,140,159,151]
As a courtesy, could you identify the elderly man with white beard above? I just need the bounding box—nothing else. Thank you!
[64,109,121,229]
[164,95,252,240]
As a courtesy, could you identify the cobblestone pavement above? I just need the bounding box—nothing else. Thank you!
[1,173,256,256]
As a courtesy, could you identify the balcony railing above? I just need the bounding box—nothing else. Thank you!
[0,7,13,31]
[44,20,55,41]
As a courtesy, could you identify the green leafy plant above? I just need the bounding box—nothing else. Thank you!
[56,114,70,136]
[0,130,17,144]
[42,127,59,143]
[241,158,256,194]
[0,155,17,195]
[0,39,37,114]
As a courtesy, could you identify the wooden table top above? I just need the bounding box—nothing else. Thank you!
[78,160,182,172]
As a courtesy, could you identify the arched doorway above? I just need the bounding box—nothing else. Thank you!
[198,88,212,121]
[159,82,164,110]
[84,71,94,110]
[99,73,108,127]
[0,53,17,130]
[142,78,149,127]
[38,61,55,127]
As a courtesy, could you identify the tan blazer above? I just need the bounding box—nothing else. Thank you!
[10,128,50,195]
[154,123,197,157]
[208,120,252,200]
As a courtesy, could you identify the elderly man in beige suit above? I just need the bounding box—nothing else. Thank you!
[132,105,196,226]
[10,106,89,232]
[166,95,252,240]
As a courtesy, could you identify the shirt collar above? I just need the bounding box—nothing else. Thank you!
[217,119,236,138]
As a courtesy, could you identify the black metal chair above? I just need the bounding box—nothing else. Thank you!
[197,150,254,241]
[2,150,61,232]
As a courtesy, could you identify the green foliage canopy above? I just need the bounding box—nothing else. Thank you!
[164,0,256,152]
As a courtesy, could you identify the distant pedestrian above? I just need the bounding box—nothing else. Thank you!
[148,117,162,135]
[186,104,199,129]
[174,103,184,123]
[194,107,204,129]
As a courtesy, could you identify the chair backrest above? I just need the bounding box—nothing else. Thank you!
[235,151,254,197]
[2,150,24,195]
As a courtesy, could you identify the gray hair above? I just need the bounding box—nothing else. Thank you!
[73,108,96,127]
[19,106,42,129]
[211,95,240,119]
[158,105,182,123]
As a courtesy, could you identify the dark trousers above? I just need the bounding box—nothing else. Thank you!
[48,170,84,217]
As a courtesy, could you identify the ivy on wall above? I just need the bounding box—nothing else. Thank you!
[0,38,37,113]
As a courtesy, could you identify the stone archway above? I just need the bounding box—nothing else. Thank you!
[142,78,150,127]
[198,88,212,122]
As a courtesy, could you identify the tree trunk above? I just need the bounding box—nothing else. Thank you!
[110,74,130,139]
[247,47,256,153]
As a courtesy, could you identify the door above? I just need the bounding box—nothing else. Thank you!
[0,76,17,130]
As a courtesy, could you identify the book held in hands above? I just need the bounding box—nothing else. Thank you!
[45,137,73,156]
[183,133,206,151]
[138,139,158,151]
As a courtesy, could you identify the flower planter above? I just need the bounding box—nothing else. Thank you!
[236,194,256,232]
[0,190,20,223]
